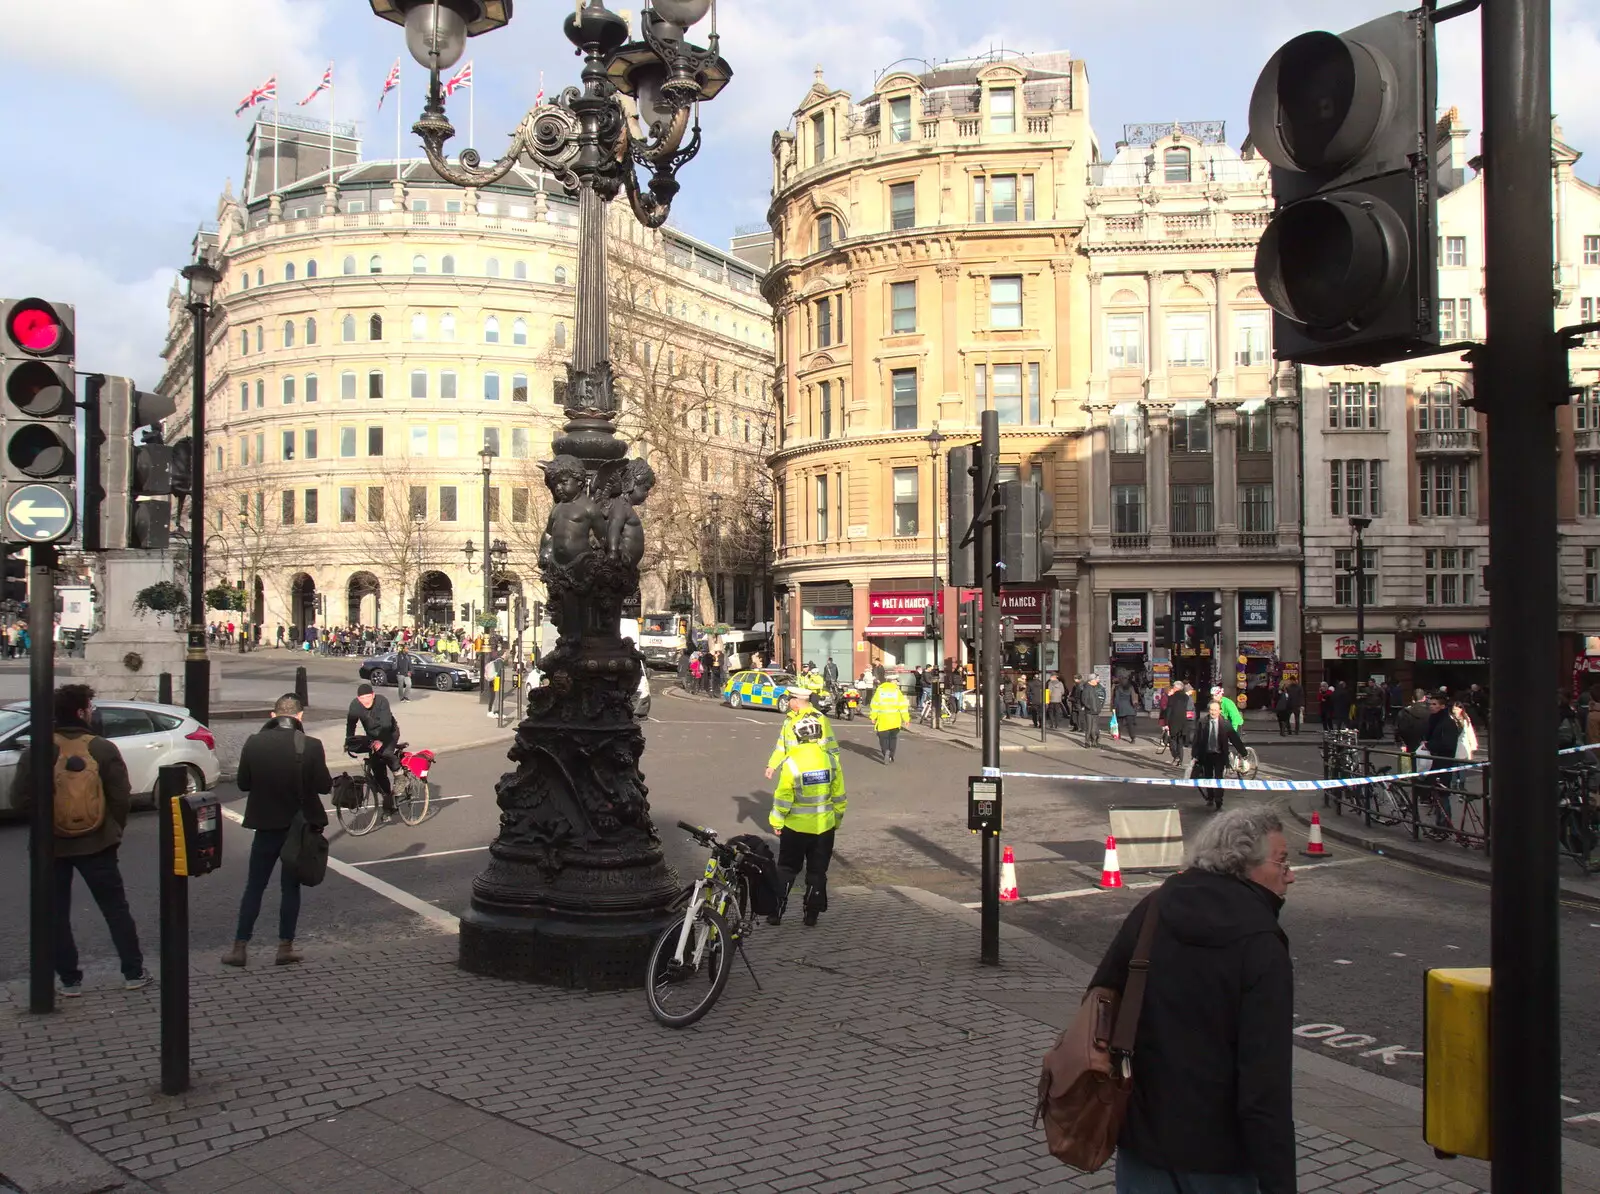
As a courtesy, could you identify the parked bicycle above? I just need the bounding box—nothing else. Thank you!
[918,689,958,728]
[1559,766,1600,872]
[646,822,778,1028]
[331,740,433,835]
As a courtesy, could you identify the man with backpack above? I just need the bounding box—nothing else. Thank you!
[11,684,149,995]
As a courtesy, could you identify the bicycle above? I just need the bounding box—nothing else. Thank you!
[645,822,767,1028]
[1559,767,1600,871]
[332,741,430,835]
[917,691,957,728]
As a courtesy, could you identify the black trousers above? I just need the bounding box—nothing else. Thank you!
[777,827,836,915]
[1171,724,1191,763]
[1194,754,1227,805]
[55,847,144,983]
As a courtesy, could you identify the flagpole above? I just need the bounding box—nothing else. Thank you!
[469,64,475,152]
[396,70,403,182]
[329,66,336,180]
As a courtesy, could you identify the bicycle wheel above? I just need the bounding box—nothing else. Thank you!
[337,780,382,836]
[397,773,430,826]
[645,904,733,1028]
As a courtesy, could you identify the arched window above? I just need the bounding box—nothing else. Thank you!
[306,260,318,278]
[282,320,295,348]
[412,254,427,274]
[342,255,356,275]
[239,330,249,355]
[554,267,568,284]
[255,269,264,287]
[240,273,249,291]
[255,326,263,352]
[285,263,296,282]
[368,255,383,274]
[410,313,427,341]
[816,212,836,252]
[485,258,500,278]
[304,317,316,345]
[441,255,456,275]
[341,314,356,342]
[484,316,500,344]
[1163,146,1192,184]
[368,313,383,341]
[512,318,527,346]
[440,312,456,341]
[513,260,528,280]
[553,322,567,349]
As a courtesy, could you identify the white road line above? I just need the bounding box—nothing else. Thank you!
[738,716,767,725]
[349,845,491,867]
[219,806,460,933]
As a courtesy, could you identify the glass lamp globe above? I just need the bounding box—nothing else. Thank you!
[651,0,711,27]
[405,1,469,70]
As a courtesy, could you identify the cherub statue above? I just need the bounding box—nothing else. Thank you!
[538,456,604,571]
[605,459,655,566]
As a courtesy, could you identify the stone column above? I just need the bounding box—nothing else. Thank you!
[937,263,962,415]
[1213,268,1235,402]
[1221,586,1239,695]
[1089,408,1111,533]
[1279,589,1302,666]
[848,276,869,428]
[1145,271,1167,405]
[1053,258,1077,403]
[1147,409,1170,542]
[1086,270,1107,406]
[1272,402,1300,532]
[1214,404,1238,542]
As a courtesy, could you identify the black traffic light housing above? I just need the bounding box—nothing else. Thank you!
[959,600,976,643]
[406,597,418,618]
[1154,613,1172,652]
[997,478,1053,587]
[83,375,177,551]
[1249,11,1438,365]
[1,299,77,534]
[1194,601,1215,643]
[460,602,471,622]
[922,606,938,639]
[946,443,977,589]
[2,545,26,605]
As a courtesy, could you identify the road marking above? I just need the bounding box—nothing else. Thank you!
[219,806,460,933]
[1567,1112,1600,1125]
[738,716,767,725]
[1294,1021,1421,1065]
[349,845,491,867]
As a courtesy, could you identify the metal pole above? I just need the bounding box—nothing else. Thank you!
[157,764,189,1095]
[1481,0,1559,1183]
[184,299,210,724]
[977,410,1001,966]
[1354,526,1365,706]
[480,460,493,704]
[27,544,56,1014]
[930,435,942,730]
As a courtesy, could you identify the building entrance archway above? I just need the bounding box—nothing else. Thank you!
[290,573,316,633]
[418,571,454,625]
[348,571,381,626]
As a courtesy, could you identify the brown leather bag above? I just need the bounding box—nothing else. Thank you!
[1034,897,1160,1171]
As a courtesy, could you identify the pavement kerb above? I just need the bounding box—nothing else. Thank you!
[0,1086,157,1194]
[1282,790,1600,911]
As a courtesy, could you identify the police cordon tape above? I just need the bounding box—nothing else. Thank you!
[979,741,1600,791]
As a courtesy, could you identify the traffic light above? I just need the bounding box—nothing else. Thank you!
[1248,11,1438,365]
[947,443,977,588]
[922,606,938,639]
[460,602,471,622]
[959,600,976,643]
[2,545,25,605]
[514,596,528,633]
[406,597,418,618]
[997,478,1054,586]
[1193,603,1214,643]
[83,375,177,551]
[1,298,77,542]
[1153,614,1172,652]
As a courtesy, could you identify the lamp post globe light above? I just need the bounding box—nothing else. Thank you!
[370,0,731,988]
[179,258,222,725]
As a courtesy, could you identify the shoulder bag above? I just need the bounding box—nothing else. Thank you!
[1034,897,1161,1172]
[279,732,329,887]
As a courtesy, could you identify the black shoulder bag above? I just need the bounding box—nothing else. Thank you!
[279,731,329,886]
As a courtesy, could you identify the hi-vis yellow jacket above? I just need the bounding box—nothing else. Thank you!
[770,740,847,835]
[869,681,910,732]
[766,707,839,772]
[799,670,828,694]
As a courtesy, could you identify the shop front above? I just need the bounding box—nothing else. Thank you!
[1403,630,1488,694]
[800,582,853,676]
[998,588,1052,674]
[1109,592,1149,683]
[1235,591,1279,707]
[1172,589,1218,690]
[1320,633,1396,690]
[865,583,945,676]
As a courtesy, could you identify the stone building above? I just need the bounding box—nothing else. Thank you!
[160,114,774,636]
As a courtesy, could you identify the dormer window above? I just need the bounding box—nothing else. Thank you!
[990,87,1016,134]
[889,97,911,142]
[1164,146,1192,183]
[812,113,827,164]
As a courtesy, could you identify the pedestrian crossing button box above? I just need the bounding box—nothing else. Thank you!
[170,791,223,877]
[968,776,1002,833]
[1423,966,1490,1161]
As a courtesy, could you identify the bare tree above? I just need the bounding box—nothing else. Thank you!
[353,458,451,627]
[206,471,296,627]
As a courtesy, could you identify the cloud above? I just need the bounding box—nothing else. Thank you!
[8,0,327,116]
[0,228,176,385]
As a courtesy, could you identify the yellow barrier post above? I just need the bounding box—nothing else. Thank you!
[1423,967,1492,1161]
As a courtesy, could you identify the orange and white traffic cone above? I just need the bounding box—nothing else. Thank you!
[1098,835,1123,889]
[998,846,1020,903]
[1300,811,1332,858]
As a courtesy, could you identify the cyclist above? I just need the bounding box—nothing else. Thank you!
[346,681,401,814]
[768,710,847,927]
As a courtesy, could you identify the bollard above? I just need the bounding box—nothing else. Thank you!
[157,764,190,1095]
[295,665,308,707]
[158,672,173,706]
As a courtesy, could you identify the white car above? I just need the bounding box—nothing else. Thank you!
[0,700,221,816]
[527,666,651,718]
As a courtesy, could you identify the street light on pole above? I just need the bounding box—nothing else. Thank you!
[926,425,946,727]
[179,258,221,725]
[1347,516,1371,711]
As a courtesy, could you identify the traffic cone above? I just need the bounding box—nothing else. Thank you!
[1098,835,1123,889]
[998,846,1020,903]
[1300,812,1333,858]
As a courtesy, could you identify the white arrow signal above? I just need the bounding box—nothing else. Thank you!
[9,499,69,526]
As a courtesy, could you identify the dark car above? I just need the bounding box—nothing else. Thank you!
[359,651,477,692]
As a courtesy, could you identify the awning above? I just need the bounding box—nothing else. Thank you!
[1415,631,1488,662]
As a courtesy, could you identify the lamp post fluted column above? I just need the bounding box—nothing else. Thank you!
[180,260,221,725]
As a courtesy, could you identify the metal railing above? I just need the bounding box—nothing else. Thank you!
[1320,730,1493,851]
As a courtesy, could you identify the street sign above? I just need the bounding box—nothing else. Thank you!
[5,484,74,543]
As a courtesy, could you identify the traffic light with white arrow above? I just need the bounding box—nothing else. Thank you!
[1,298,77,545]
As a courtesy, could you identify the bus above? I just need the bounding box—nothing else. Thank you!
[638,611,689,669]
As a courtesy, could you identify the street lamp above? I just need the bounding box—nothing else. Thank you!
[707,492,722,624]
[926,425,946,726]
[179,257,222,725]
[370,0,732,989]
[1347,516,1372,711]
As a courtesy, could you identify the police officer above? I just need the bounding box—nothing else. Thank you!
[768,708,847,927]
[765,686,838,780]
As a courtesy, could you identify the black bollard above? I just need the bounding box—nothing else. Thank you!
[157,764,190,1094]
[295,666,308,708]
[158,672,173,706]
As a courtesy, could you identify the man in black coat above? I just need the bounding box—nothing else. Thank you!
[1192,697,1247,810]
[221,694,333,967]
[346,681,401,812]
[1422,691,1462,824]
[1090,806,1296,1194]
[1163,683,1191,764]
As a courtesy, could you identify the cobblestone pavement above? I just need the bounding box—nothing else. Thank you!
[0,884,1538,1194]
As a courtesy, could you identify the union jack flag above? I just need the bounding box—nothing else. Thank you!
[298,64,332,106]
[235,75,277,117]
[377,59,401,109]
[444,61,473,97]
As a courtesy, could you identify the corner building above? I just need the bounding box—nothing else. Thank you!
[765,54,1094,679]
[161,116,773,634]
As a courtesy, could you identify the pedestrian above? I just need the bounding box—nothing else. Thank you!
[11,683,151,995]
[1211,684,1244,733]
[1113,677,1139,743]
[1273,684,1293,736]
[1286,677,1303,734]
[678,644,692,691]
[221,694,333,967]
[1422,690,1462,824]
[869,667,910,763]
[1091,806,1296,1194]
[1192,697,1246,811]
[1164,681,1192,765]
[711,643,725,693]
[1046,673,1065,730]
[689,651,703,692]
[1027,673,1044,729]
[1080,673,1106,747]
[765,686,839,780]
[767,702,847,927]
[822,656,839,688]
[395,642,414,702]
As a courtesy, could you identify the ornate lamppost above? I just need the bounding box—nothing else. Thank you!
[370,0,730,988]
[179,258,221,724]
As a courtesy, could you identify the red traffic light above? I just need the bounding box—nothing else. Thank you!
[4,299,70,356]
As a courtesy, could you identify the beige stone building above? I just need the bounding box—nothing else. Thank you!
[161,115,774,637]
[764,53,1096,679]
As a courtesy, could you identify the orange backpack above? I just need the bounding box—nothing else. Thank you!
[52,733,107,837]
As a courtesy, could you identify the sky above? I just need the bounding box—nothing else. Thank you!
[4,0,1597,386]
